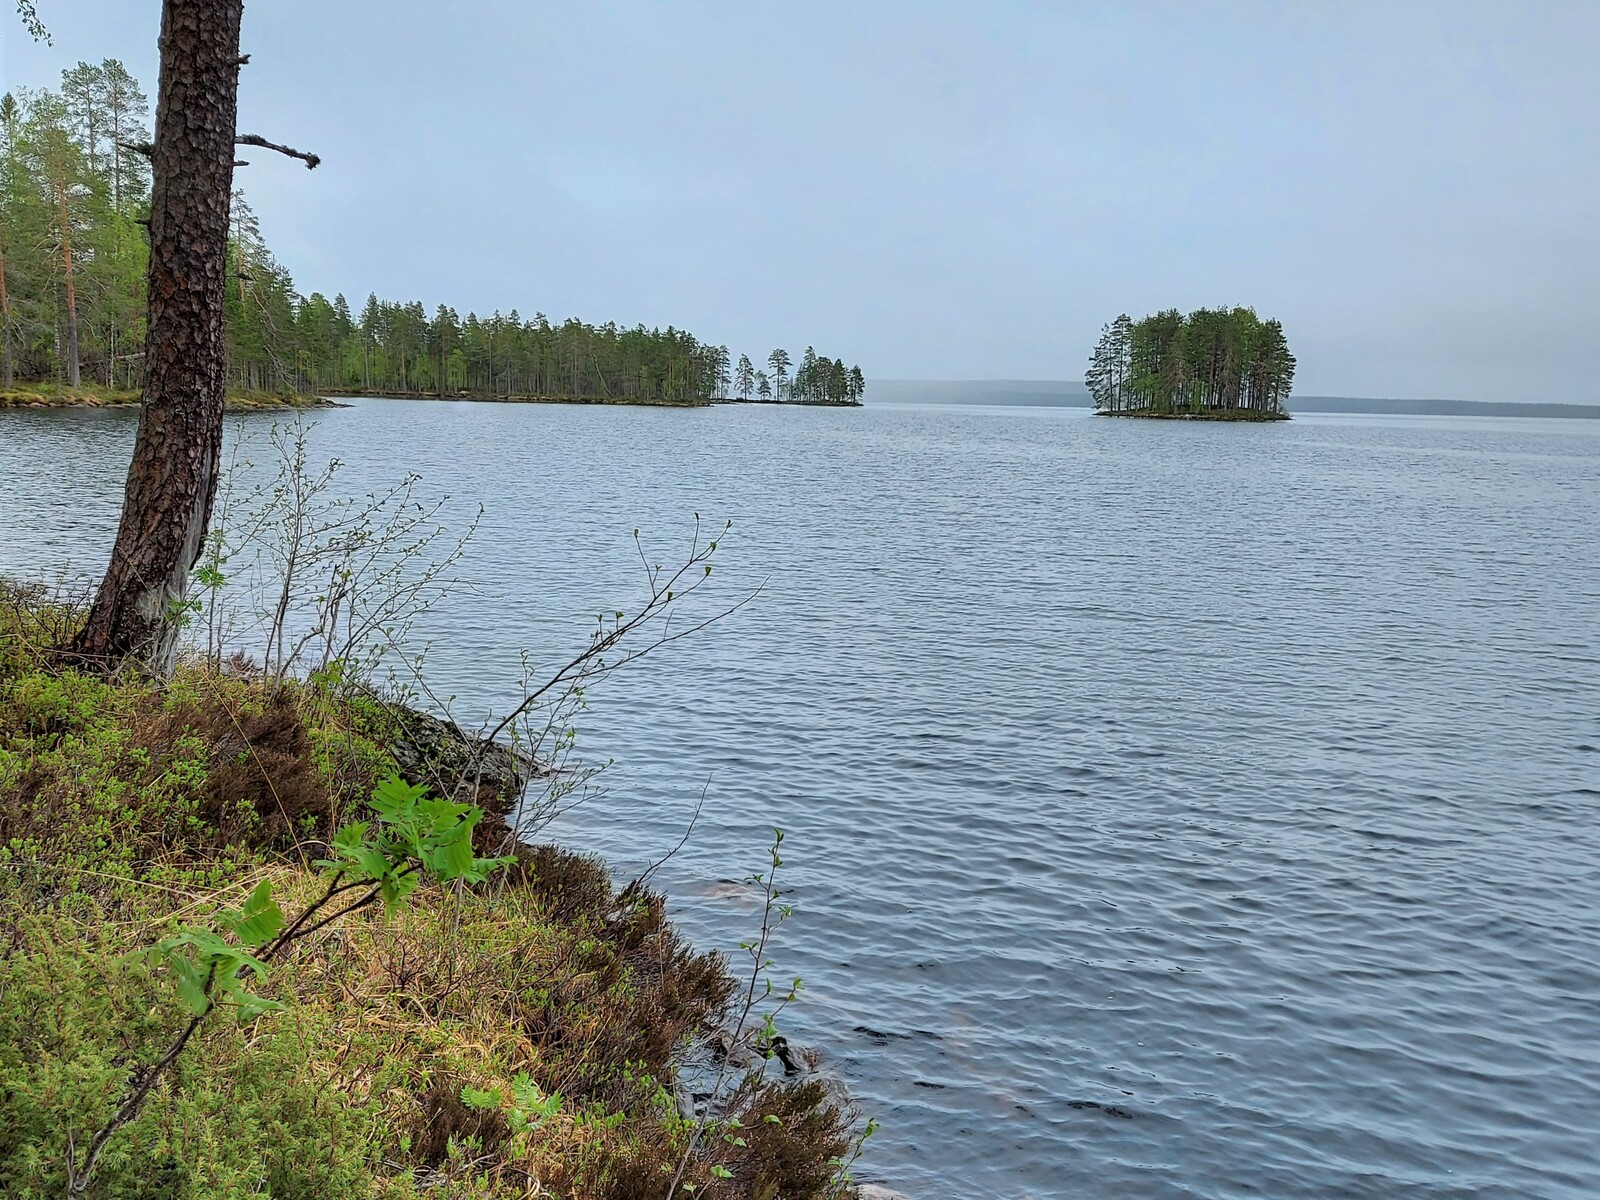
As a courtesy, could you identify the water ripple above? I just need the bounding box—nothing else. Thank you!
[1,402,1597,1199]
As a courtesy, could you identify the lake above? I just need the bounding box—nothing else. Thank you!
[2,399,1597,1199]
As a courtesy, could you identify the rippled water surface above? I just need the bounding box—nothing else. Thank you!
[3,400,1598,1199]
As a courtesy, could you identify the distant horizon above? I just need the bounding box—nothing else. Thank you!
[871,378,1597,406]
[867,379,1600,418]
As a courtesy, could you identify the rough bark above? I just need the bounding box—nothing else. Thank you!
[70,0,244,673]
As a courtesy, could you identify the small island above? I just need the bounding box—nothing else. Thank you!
[1086,307,1296,420]
[727,348,866,406]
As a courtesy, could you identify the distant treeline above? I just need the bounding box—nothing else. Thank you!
[0,63,862,407]
[1086,307,1296,418]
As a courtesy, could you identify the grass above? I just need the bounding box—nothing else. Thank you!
[0,381,337,411]
[0,583,856,1199]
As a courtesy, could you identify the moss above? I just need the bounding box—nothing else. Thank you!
[0,582,858,1198]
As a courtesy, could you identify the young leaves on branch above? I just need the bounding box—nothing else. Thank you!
[319,775,512,913]
[152,880,285,1022]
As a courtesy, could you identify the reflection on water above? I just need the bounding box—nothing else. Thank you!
[3,400,1598,1199]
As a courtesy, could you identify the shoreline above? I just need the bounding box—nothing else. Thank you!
[715,397,863,408]
[1095,408,1290,422]
[3,385,868,414]
[322,387,711,408]
[0,385,343,413]
[325,390,864,409]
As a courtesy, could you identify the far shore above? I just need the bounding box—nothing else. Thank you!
[321,387,711,409]
[2,382,870,414]
[1095,407,1290,422]
[326,389,862,409]
[716,396,863,408]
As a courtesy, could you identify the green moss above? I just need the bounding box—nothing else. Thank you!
[0,924,401,1199]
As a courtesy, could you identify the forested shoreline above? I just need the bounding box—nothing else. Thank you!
[0,63,864,408]
[1086,307,1295,420]
[0,17,871,1198]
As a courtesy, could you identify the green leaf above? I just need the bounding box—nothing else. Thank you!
[348,843,394,883]
[227,989,285,1023]
[225,879,286,949]
[461,1085,503,1111]
[466,853,516,884]
[316,821,370,872]
[371,775,429,822]
[379,870,420,915]
[433,820,476,881]
[170,955,210,1016]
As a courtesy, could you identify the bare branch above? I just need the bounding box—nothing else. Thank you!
[118,140,155,160]
[234,53,251,66]
[69,963,218,1192]
[235,134,320,170]
[625,776,711,898]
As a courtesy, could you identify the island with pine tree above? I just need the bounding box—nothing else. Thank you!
[727,348,865,406]
[1086,307,1296,420]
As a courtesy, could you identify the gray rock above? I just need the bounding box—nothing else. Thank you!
[857,1186,913,1200]
[389,704,537,809]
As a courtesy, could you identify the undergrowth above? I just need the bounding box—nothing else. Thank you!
[0,583,857,1199]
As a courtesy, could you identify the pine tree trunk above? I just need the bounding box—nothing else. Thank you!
[56,185,81,388]
[70,0,244,673]
[0,241,12,388]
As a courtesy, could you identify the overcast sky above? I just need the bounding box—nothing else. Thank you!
[4,1,1596,402]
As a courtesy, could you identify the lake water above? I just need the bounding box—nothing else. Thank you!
[2,400,1598,1199]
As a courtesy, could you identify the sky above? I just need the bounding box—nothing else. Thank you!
[4,1,1597,403]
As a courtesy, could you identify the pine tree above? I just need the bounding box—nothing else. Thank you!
[22,91,105,387]
[798,345,817,401]
[59,62,105,180]
[1086,307,1293,418]
[100,60,150,210]
[767,348,790,401]
[74,0,267,670]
